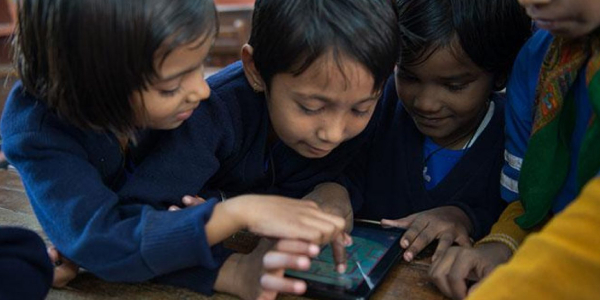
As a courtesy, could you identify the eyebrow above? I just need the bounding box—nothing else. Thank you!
[437,72,475,81]
[294,92,379,105]
[159,61,204,82]
[399,67,475,82]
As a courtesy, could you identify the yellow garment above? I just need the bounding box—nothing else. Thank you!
[475,201,529,253]
[467,177,600,300]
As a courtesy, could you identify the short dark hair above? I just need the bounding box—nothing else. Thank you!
[248,0,400,92]
[14,0,217,137]
[397,0,531,89]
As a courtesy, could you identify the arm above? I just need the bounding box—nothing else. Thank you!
[467,176,600,300]
[0,227,53,300]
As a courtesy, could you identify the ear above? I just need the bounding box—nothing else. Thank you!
[493,73,508,91]
[241,44,266,92]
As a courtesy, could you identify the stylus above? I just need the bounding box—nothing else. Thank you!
[354,218,381,225]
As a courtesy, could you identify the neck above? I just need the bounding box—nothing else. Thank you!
[432,101,489,150]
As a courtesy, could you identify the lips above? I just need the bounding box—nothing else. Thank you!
[175,108,195,121]
[412,114,449,127]
[305,144,335,156]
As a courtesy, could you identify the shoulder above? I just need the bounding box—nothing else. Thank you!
[1,82,48,136]
[1,81,83,141]
[512,30,554,81]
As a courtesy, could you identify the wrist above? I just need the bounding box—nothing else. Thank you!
[474,241,513,262]
[221,195,253,232]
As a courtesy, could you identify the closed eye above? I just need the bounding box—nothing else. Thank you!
[159,87,181,97]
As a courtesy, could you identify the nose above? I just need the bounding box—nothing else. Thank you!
[317,116,345,145]
[185,67,211,104]
[412,88,442,115]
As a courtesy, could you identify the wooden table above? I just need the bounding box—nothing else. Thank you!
[0,168,449,300]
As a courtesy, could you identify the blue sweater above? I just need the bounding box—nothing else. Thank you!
[1,62,382,294]
[346,78,507,239]
[119,62,380,202]
[0,227,53,300]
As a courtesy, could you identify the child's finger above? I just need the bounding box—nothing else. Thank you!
[399,218,428,250]
[182,195,206,207]
[428,248,458,297]
[455,234,472,247]
[432,232,455,263]
[381,215,415,229]
[260,274,307,295]
[263,251,311,271]
[168,205,180,211]
[331,234,348,273]
[47,247,61,265]
[403,227,433,262]
[294,213,346,244]
[273,240,320,257]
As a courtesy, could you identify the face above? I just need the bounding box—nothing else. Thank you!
[395,45,494,149]
[131,36,213,130]
[245,50,380,159]
[519,0,600,38]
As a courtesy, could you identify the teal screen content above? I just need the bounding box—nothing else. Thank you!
[286,226,402,290]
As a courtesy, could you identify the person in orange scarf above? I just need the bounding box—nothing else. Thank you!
[430,0,600,299]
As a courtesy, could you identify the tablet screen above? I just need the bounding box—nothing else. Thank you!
[286,225,403,291]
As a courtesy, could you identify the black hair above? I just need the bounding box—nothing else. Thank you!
[14,0,217,137]
[248,0,400,92]
[397,0,531,89]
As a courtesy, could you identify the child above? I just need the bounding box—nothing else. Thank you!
[345,0,531,263]
[466,172,600,299]
[1,0,355,297]
[430,0,600,298]
[0,227,53,300]
[2,0,400,298]
[116,0,400,296]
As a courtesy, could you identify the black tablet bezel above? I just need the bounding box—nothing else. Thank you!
[287,222,405,300]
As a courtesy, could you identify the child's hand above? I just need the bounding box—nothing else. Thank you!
[215,238,319,300]
[330,232,353,273]
[428,242,512,300]
[302,182,354,273]
[168,195,206,211]
[227,195,346,245]
[47,246,79,288]
[381,206,472,262]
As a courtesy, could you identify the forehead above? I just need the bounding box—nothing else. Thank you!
[284,52,376,93]
[404,45,483,78]
[156,36,213,79]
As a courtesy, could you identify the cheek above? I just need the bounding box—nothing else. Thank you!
[345,115,371,139]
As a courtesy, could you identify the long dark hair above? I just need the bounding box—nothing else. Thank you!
[14,0,217,137]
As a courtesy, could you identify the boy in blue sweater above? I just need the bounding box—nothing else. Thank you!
[2,0,400,298]
[345,0,531,263]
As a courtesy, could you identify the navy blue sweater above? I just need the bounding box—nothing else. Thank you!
[1,62,382,294]
[0,227,53,300]
[347,78,507,239]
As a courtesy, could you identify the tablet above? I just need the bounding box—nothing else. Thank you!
[286,222,405,300]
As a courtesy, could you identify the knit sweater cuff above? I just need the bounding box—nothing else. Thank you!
[141,198,221,276]
[475,201,528,253]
